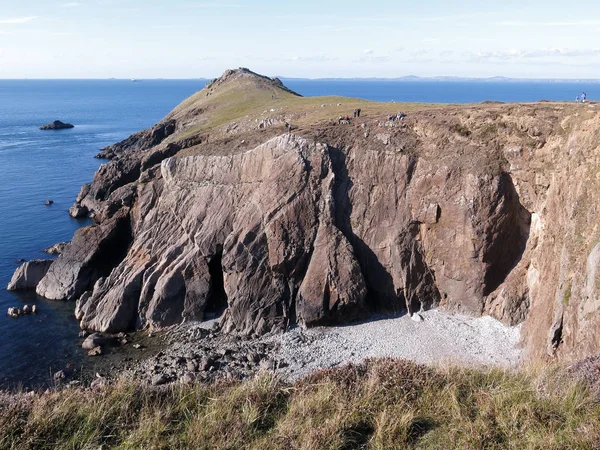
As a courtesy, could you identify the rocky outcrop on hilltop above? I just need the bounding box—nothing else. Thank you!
[14,69,600,363]
[40,120,74,130]
[95,120,177,159]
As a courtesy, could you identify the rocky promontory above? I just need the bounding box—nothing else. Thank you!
[40,120,74,130]
[14,68,600,365]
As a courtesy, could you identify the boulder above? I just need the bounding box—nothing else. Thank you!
[8,260,53,291]
[53,370,66,381]
[87,346,103,356]
[82,333,107,350]
[90,377,108,390]
[40,120,74,130]
[151,374,168,386]
[7,307,21,318]
[42,242,68,255]
[68,204,89,219]
[180,372,195,384]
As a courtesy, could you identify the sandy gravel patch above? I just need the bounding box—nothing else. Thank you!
[268,310,522,381]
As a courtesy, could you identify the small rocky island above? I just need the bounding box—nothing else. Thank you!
[40,120,74,130]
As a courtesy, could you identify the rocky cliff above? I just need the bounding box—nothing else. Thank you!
[17,68,600,363]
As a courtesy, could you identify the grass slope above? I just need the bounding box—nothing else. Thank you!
[166,69,440,144]
[1,359,598,449]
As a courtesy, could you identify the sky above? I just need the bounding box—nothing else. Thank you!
[1,0,600,79]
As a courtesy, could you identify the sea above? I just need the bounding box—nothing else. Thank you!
[0,78,596,389]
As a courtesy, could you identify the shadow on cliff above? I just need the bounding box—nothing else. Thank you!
[329,147,406,316]
[481,172,531,297]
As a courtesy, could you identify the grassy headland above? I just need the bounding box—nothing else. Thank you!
[1,359,598,449]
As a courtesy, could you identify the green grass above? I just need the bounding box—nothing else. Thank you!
[168,74,444,144]
[1,359,598,449]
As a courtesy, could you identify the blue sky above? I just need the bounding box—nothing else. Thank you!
[1,0,599,79]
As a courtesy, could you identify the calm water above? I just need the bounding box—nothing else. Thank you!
[0,78,594,389]
[0,79,208,389]
[283,79,597,103]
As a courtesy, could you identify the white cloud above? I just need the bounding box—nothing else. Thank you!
[289,53,338,62]
[362,49,374,55]
[498,19,600,27]
[61,2,81,7]
[355,54,391,64]
[184,2,241,7]
[0,16,37,25]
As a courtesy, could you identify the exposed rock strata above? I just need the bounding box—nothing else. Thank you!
[44,131,529,340]
[14,69,600,364]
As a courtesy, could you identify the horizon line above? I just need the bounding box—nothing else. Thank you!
[1,75,600,82]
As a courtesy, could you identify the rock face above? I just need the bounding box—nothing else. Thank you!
[7,260,53,291]
[40,120,74,130]
[36,209,132,301]
[17,68,600,363]
[59,131,528,339]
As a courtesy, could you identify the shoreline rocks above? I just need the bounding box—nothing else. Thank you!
[7,305,38,318]
[42,242,68,255]
[40,120,74,130]
[68,204,89,219]
[82,333,109,351]
[8,260,53,291]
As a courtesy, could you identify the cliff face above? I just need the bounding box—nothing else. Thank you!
[23,68,600,362]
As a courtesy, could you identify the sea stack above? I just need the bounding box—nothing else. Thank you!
[40,120,74,130]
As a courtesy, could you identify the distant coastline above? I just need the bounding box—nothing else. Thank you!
[3,76,600,83]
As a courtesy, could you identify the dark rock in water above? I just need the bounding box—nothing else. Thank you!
[42,242,68,255]
[40,120,74,130]
[8,259,53,291]
[7,307,21,318]
[44,200,53,206]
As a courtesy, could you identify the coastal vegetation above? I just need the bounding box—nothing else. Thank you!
[1,359,598,449]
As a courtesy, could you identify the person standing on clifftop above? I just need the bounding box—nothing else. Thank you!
[357,108,361,117]
[582,92,587,103]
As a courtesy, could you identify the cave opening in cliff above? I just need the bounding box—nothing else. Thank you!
[206,250,228,314]
[88,217,134,281]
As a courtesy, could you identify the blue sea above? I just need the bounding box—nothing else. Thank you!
[0,78,596,389]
